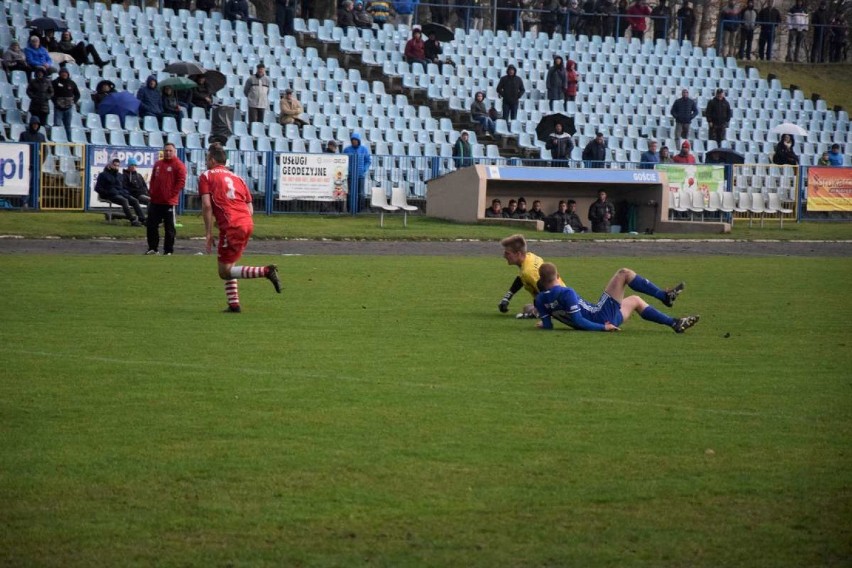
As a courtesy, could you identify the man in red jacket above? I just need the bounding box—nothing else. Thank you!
[146,143,187,255]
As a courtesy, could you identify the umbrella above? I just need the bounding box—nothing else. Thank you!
[421,22,454,42]
[28,17,68,32]
[158,76,197,91]
[704,147,745,165]
[199,69,226,94]
[49,52,75,65]
[770,123,808,137]
[164,61,206,76]
[98,91,140,124]
[535,113,576,142]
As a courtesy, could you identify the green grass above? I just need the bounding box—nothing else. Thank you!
[1,254,851,566]
[748,62,852,112]
[1,211,851,241]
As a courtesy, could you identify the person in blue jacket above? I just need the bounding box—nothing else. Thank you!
[344,132,372,213]
[136,75,163,125]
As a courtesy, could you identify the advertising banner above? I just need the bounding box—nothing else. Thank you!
[0,143,32,196]
[807,167,852,211]
[88,146,161,207]
[278,153,349,200]
[657,164,725,203]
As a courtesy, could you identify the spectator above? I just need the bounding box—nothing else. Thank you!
[588,189,615,233]
[343,132,372,208]
[521,0,541,34]
[719,0,740,58]
[275,0,296,36]
[2,40,28,75]
[51,67,80,141]
[146,143,187,256]
[581,0,598,36]
[393,0,416,26]
[470,0,487,31]
[527,200,546,221]
[672,140,696,163]
[772,134,799,166]
[353,1,374,28]
[738,1,757,60]
[223,0,250,21]
[659,145,673,163]
[243,63,269,124]
[546,121,574,166]
[122,157,149,205]
[23,35,56,75]
[651,0,669,41]
[828,16,848,63]
[626,0,651,40]
[470,91,496,137]
[705,88,731,147]
[670,88,699,148]
[95,157,146,226]
[337,0,356,29]
[453,130,474,168]
[93,79,116,110]
[676,0,696,42]
[366,0,392,26]
[639,139,659,169]
[137,75,163,125]
[26,68,53,127]
[18,116,46,143]
[496,64,525,123]
[810,2,829,63]
[190,75,214,115]
[564,0,582,35]
[485,198,503,218]
[502,199,519,218]
[616,0,630,36]
[515,197,529,218]
[545,56,566,111]
[582,131,608,168]
[278,89,305,126]
[404,27,427,67]
[325,140,339,153]
[55,31,108,68]
[565,199,588,233]
[818,151,831,166]
[546,200,570,232]
[757,0,782,60]
[161,85,183,123]
[827,144,844,166]
[301,0,315,20]
[424,31,446,71]
[564,59,580,102]
[196,0,216,13]
[785,0,807,62]
[430,0,449,25]
[596,0,617,37]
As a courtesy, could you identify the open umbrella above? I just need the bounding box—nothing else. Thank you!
[165,61,206,76]
[770,123,808,137]
[49,52,75,65]
[28,17,68,32]
[98,91,140,125]
[421,22,454,42]
[704,147,745,165]
[158,76,197,91]
[535,113,576,142]
[200,70,226,94]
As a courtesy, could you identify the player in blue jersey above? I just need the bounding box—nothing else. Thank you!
[534,263,699,333]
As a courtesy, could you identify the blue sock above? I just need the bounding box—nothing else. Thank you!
[640,305,675,327]
[629,275,667,303]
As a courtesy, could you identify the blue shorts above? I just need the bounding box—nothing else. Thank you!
[584,293,624,327]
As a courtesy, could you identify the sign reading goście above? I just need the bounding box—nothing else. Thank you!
[278,154,349,201]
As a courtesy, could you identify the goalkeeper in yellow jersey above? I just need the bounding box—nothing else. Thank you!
[498,234,564,318]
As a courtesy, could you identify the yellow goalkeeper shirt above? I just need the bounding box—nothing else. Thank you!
[519,252,564,298]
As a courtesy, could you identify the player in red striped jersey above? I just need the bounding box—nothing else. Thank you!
[199,145,282,313]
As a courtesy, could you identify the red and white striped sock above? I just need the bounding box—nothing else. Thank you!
[229,266,269,279]
[225,279,240,308]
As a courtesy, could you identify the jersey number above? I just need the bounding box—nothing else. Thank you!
[225,176,236,200]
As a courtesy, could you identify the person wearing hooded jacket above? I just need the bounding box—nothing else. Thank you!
[136,75,163,124]
[26,68,53,127]
[95,157,146,226]
[496,64,525,123]
[344,133,372,213]
[545,56,566,111]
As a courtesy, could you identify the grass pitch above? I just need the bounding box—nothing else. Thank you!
[1,253,851,566]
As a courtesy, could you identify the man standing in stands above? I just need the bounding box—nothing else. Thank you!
[651,0,669,40]
[810,2,829,63]
[704,88,732,148]
[757,0,782,60]
[243,63,269,124]
[670,89,699,149]
[626,0,652,40]
[676,0,696,42]
[51,67,80,142]
[785,0,807,62]
[496,64,525,124]
[582,131,608,168]
[200,145,282,313]
[224,0,249,21]
[146,143,187,256]
[738,0,758,60]
[343,133,372,213]
[588,189,615,233]
[546,122,574,166]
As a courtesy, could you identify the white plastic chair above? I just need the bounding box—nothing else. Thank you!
[390,187,418,227]
[687,189,705,221]
[749,192,766,228]
[765,193,794,228]
[370,186,398,227]
[668,190,688,220]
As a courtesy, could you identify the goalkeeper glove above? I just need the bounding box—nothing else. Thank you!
[498,291,514,313]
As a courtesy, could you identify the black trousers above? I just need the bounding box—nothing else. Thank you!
[104,193,144,221]
[146,203,176,254]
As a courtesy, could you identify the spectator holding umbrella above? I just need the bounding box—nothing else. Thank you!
[161,84,184,122]
[546,122,574,166]
[772,134,799,166]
